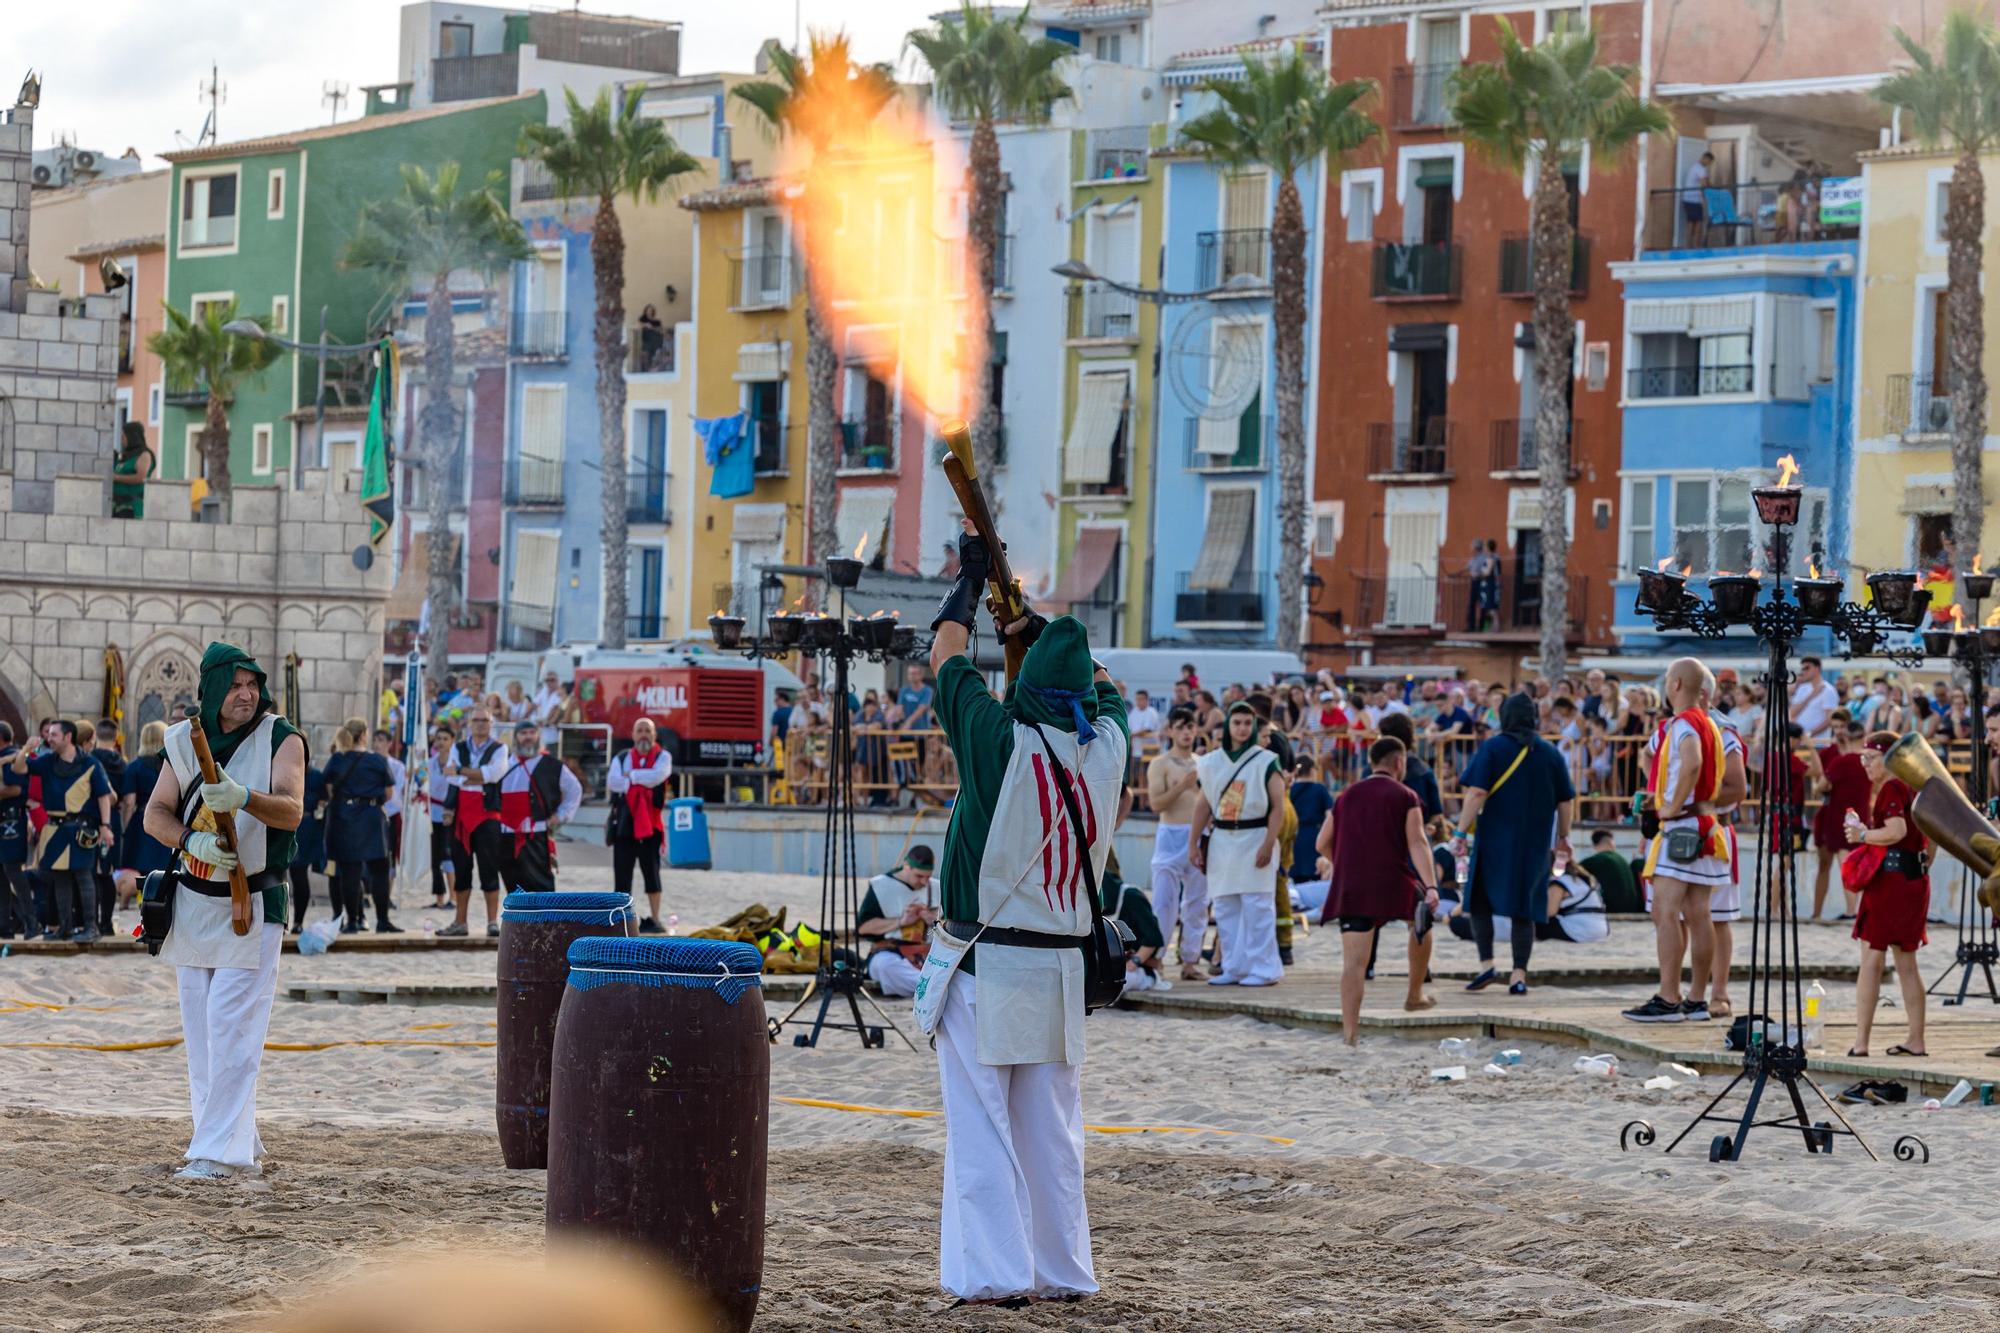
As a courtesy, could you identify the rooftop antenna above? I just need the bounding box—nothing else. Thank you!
[196,61,225,147]
[322,79,350,124]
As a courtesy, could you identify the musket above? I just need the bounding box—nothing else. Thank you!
[939,419,1029,683]
[187,721,253,936]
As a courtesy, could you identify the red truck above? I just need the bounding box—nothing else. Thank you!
[571,653,769,767]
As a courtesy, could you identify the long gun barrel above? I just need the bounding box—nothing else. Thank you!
[938,419,1028,682]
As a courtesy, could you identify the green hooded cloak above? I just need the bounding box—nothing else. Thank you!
[194,641,309,922]
[931,617,1130,940]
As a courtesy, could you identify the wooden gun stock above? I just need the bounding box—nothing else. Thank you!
[940,421,1028,682]
[187,722,253,937]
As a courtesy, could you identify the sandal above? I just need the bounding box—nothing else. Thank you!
[1845,1047,1868,1058]
[1885,1044,1927,1058]
[1708,1001,1732,1019]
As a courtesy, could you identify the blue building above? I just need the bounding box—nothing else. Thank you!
[1609,240,1859,659]
[500,210,603,650]
[1145,45,1323,648]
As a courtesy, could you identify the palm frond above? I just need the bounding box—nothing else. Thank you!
[907,3,1074,127]
[1178,47,1379,182]
[1451,15,1669,175]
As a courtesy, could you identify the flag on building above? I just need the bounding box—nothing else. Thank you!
[361,336,399,549]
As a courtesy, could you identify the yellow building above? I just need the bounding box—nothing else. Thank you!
[1852,142,1999,587]
[677,177,811,631]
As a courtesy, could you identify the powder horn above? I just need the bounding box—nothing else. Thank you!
[1886,731,2000,906]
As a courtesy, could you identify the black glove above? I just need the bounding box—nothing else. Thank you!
[1640,806,1660,840]
[1004,609,1048,649]
[955,532,991,588]
[932,574,984,632]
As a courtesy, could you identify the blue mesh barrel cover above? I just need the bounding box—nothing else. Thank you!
[565,936,765,1005]
[500,891,635,924]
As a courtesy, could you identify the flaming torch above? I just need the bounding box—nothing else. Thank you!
[1967,552,1995,603]
[1753,454,1803,526]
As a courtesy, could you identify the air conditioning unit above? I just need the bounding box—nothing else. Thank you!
[30,164,52,185]
[74,150,96,170]
[1926,397,1953,432]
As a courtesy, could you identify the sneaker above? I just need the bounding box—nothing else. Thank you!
[639,917,665,935]
[1681,999,1711,1022]
[1622,994,1686,1023]
[436,922,468,938]
[175,1159,235,1181]
[486,923,500,938]
[72,929,100,945]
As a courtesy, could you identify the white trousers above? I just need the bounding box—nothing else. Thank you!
[176,922,283,1168]
[1210,892,1283,986]
[1150,842,1208,963]
[868,949,921,998]
[935,975,1096,1301]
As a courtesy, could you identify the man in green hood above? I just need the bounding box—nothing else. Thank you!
[142,641,307,1180]
[919,532,1129,1306]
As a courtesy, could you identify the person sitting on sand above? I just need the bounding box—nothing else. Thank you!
[856,844,937,997]
[1449,867,1608,947]
[1317,736,1441,1045]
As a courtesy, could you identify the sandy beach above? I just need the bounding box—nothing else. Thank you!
[2,865,1996,1331]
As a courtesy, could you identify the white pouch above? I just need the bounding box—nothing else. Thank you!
[912,925,970,1035]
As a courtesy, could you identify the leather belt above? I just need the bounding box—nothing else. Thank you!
[944,920,1086,950]
[1211,817,1265,831]
[335,797,383,806]
[180,868,286,899]
[1881,848,1924,878]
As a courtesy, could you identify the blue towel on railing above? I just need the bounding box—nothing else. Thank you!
[698,413,752,499]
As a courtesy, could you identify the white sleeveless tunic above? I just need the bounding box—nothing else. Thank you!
[968,717,1127,1066]
[1197,744,1275,899]
[158,715,280,971]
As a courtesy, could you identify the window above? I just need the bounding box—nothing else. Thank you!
[1628,298,1756,399]
[1934,177,1950,245]
[267,168,285,220]
[841,362,897,469]
[147,383,162,427]
[629,546,665,640]
[114,389,132,439]
[183,423,201,480]
[271,296,289,335]
[190,292,233,325]
[1312,501,1342,556]
[747,379,784,473]
[180,171,238,251]
[326,433,363,478]
[1814,306,1837,383]
[1624,478,1655,572]
[639,95,714,155]
[1671,475,1749,572]
[1415,18,1459,123]
[1547,5,1585,37]
[251,423,273,475]
[1916,512,1954,567]
[1094,33,1122,62]
[439,20,474,58]
[1346,178,1375,242]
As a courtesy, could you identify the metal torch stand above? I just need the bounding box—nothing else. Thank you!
[1621,512,1928,1165]
[765,585,918,1053]
[1927,605,2000,1007]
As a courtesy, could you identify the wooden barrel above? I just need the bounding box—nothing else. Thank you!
[546,937,768,1332]
[496,891,637,1169]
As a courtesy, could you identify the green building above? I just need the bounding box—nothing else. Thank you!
[158,93,545,485]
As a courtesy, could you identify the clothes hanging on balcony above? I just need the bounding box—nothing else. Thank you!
[697,412,752,499]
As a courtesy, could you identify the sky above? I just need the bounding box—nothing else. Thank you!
[13,0,946,168]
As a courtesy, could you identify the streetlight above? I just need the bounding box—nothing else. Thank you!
[224,310,411,486]
[1048,257,1235,305]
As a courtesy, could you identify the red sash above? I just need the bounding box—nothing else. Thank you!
[499,756,559,862]
[454,787,491,854]
[624,748,665,841]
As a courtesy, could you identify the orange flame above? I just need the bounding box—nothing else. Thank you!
[1977,553,1987,576]
[712,608,729,618]
[1775,455,1799,488]
[779,66,978,423]
[853,531,870,561]
[1807,560,1820,578]
[1987,605,2000,628]
[1657,556,1674,572]
[1952,603,1967,633]
[1747,568,1764,580]
[1681,564,1693,577]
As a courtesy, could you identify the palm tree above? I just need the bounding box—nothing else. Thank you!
[343,163,530,676]
[907,4,1073,494]
[1453,19,1669,678]
[147,300,281,504]
[1878,9,2000,574]
[520,88,701,650]
[1180,49,1380,659]
[733,34,898,581]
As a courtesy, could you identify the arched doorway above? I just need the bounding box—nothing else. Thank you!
[128,639,201,746]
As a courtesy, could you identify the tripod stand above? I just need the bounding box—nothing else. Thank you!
[1623,479,1928,1165]
[761,574,918,1053]
[1925,577,2000,1007]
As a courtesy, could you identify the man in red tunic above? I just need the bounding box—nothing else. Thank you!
[1317,736,1441,1045]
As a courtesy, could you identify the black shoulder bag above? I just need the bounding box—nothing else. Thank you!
[1031,726,1135,1014]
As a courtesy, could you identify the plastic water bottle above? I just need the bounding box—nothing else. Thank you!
[1438,1037,1476,1058]
[1804,981,1827,1052]
[667,914,681,936]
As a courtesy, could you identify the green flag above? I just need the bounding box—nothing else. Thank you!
[361,336,397,549]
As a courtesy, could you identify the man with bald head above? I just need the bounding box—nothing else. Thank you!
[1625,658,1747,1025]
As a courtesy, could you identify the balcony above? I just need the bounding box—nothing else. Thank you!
[1884,372,1955,439]
[1366,421,1454,479]
[1642,174,1863,253]
[505,455,564,506]
[1066,283,1140,341]
[991,234,1015,293]
[1626,364,1754,400]
[838,419,896,471]
[1391,64,1458,129]
[1498,233,1591,297]
[750,416,785,474]
[1085,127,1150,181]
[628,325,674,375]
[729,249,795,310]
[1197,228,1271,291]
[626,467,670,524]
[627,612,665,641]
[1488,418,1578,477]
[508,310,566,359]
[1373,240,1461,300]
[1183,415,1269,471]
[1356,568,1588,635]
[432,51,518,103]
[1174,571,1265,627]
